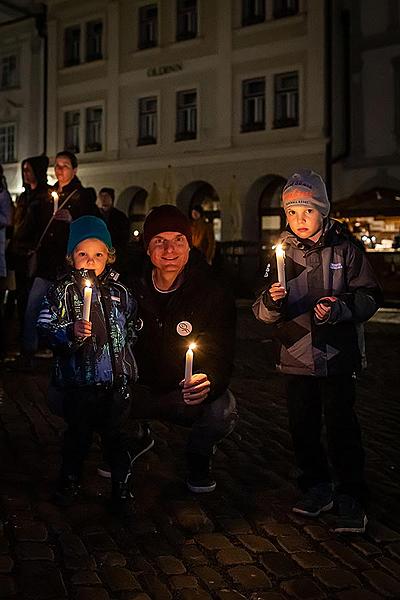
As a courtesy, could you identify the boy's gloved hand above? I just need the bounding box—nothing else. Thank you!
[74,319,92,339]
[314,296,337,322]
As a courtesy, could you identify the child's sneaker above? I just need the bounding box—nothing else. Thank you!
[332,494,368,533]
[53,475,80,507]
[292,482,333,516]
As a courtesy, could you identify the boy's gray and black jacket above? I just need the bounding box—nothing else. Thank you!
[37,267,138,388]
[253,219,382,377]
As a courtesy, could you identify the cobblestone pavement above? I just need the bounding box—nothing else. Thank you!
[0,307,400,599]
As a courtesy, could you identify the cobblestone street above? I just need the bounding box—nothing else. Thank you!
[0,306,400,600]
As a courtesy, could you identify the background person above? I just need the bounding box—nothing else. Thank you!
[16,151,98,369]
[97,187,130,275]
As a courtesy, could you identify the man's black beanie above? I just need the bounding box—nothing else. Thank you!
[143,204,192,249]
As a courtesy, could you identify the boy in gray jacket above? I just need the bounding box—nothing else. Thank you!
[253,169,381,533]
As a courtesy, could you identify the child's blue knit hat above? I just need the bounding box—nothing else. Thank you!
[67,216,112,254]
[282,169,330,218]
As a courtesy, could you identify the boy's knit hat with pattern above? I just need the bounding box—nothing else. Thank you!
[282,169,330,218]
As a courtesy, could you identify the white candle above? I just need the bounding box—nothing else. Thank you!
[275,244,286,288]
[82,280,92,322]
[184,343,196,383]
[51,191,59,215]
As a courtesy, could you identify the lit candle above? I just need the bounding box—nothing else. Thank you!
[184,343,196,383]
[51,191,59,215]
[275,243,286,288]
[82,280,92,322]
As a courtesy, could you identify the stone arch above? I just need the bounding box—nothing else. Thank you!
[177,180,221,240]
[117,186,148,238]
[243,174,286,241]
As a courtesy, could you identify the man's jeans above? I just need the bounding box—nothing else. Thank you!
[22,276,52,355]
[130,384,238,457]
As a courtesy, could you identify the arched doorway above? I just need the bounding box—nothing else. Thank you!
[117,186,147,238]
[176,180,221,241]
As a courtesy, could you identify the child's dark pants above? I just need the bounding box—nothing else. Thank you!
[61,384,138,486]
[285,373,367,502]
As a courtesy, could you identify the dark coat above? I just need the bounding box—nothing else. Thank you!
[7,155,50,263]
[34,176,99,280]
[37,267,138,388]
[130,251,236,401]
[100,207,130,252]
[253,219,382,376]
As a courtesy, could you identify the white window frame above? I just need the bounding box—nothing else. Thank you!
[0,53,18,89]
[0,122,17,164]
[61,101,105,156]
[62,14,105,69]
[137,95,159,145]
[175,87,199,141]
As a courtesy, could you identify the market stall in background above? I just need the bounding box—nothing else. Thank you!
[332,188,400,304]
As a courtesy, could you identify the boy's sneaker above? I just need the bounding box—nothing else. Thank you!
[53,475,80,507]
[292,482,333,517]
[97,424,154,478]
[97,463,112,479]
[187,453,216,493]
[333,494,368,534]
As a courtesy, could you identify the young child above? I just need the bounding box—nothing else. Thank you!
[253,169,382,533]
[37,215,153,514]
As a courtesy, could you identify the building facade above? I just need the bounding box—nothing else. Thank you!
[46,0,327,275]
[0,5,46,197]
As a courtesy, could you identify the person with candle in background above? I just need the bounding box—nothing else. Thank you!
[37,216,151,519]
[11,150,98,372]
[120,204,238,494]
[253,169,382,534]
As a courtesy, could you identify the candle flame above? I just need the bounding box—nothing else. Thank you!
[189,343,196,351]
[85,279,91,288]
[51,191,58,200]
[275,243,285,258]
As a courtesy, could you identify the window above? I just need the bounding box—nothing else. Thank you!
[242,0,265,26]
[85,107,103,152]
[0,55,17,89]
[241,78,265,132]
[176,0,197,41]
[274,71,299,128]
[86,20,103,62]
[138,4,158,49]
[0,124,16,163]
[273,0,299,19]
[138,96,158,145]
[176,89,197,141]
[64,25,81,67]
[65,110,80,153]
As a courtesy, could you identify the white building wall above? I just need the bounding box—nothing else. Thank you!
[46,0,327,242]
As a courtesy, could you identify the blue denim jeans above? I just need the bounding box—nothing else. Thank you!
[22,276,52,355]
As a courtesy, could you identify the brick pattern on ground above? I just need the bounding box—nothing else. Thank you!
[0,312,400,598]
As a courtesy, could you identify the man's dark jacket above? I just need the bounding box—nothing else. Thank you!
[130,251,236,402]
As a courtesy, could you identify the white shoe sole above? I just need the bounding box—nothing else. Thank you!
[333,515,368,534]
[97,438,155,479]
[292,500,333,517]
[187,480,217,493]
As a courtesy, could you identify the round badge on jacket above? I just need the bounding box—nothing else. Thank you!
[177,321,193,336]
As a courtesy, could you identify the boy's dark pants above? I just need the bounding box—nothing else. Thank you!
[130,383,238,457]
[61,385,139,487]
[285,374,367,502]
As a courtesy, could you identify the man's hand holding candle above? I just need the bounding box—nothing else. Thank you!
[181,373,211,405]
